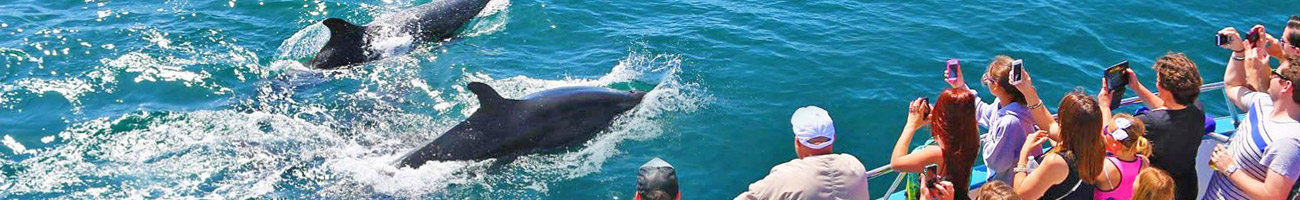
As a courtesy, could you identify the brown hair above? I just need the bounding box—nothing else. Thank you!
[1133,167,1176,200]
[985,55,1027,105]
[1051,91,1106,184]
[1288,15,1300,47]
[931,88,981,199]
[973,180,1021,200]
[1284,56,1300,104]
[1152,52,1203,106]
[1109,113,1152,156]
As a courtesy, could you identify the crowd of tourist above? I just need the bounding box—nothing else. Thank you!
[634,16,1300,200]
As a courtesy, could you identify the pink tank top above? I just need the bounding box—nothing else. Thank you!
[1094,156,1142,200]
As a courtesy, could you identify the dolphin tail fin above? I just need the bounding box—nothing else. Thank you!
[468,82,508,107]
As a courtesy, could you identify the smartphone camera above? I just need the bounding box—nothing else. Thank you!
[1009,59,1024,84]
[1217,34,1229,47]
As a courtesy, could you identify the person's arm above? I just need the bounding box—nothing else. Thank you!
[1098,81,1114,124]
[1263,29,1288,63]
[1013,131,1068,199]
[973,94,1000,129]
[948,66,1000,128]
[1211,143,1300,200]
[1014,131,1068,199]
[891,98,943,172]
[1245,25,1274,93]
[1125,69,1165,109]
[1011,65,1063,141]
[1226,170,1296,199]
[1221,27,1254,111]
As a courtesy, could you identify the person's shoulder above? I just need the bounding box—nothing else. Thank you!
[825,154,866,168]
[1039,153,1069,167]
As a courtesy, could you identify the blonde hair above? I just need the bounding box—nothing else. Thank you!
[1133,167,1175,200]
[973,181,1021,200]
[1109,114,1152,156]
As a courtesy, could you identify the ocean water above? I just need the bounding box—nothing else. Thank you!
[2,0,1298,199]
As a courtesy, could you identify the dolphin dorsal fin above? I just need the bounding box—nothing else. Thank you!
[321,18,364,36]
[468,82,508,107]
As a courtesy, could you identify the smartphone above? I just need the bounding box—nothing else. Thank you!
[921,98,932,119]
[1247,27,1261,44]
[923,164,941,190]
[1105,61,1130,91]
[1217,34,1229,47]
[946,59,960,81]
[1105,61,1130,109]
[1009,59,1024,85]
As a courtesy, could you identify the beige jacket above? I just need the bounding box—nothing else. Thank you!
[734,154,871,200]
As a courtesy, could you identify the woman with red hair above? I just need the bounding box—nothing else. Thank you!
[891,88,982,200]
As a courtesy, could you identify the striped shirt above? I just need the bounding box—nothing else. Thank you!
[1203,92,1300,200]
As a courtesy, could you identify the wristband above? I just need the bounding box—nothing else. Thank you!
[1027,102,1044,110]
[1225,163,1240,175]
[1014,167,1031,174]
[1232,55,1246,61]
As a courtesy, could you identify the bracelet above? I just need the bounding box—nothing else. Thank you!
[1233,55,1246,61]
[1014,166,1032,173]
[1026,102,1044,110]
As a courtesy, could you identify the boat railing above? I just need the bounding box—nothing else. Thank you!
[867,81,1234,199]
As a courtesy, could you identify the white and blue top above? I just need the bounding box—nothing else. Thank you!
[1203,92,1300,200]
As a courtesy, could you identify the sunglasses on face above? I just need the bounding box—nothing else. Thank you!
[1274,69,1294,83]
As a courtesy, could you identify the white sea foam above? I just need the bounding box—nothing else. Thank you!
[275,23,329,60]
[2,135,30,155]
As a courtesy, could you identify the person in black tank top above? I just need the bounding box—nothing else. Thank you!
[1008,69,1110,200]
[1039,153,1096,200]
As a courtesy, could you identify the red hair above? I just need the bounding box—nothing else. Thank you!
[931,88,980,199]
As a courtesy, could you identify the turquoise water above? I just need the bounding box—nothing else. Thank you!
[2,0,1299,199]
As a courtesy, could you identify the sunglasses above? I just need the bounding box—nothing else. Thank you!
[1275,69,1294,83]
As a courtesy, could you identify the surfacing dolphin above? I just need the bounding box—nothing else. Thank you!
[397,82,648,168]
[309,0,493,69]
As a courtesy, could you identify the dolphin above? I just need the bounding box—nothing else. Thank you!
[309,0,494,69]
[397,82,648,168]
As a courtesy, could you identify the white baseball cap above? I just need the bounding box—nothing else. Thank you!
[791,106,835,149]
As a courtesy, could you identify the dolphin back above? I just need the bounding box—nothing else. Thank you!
[396,0,494,41]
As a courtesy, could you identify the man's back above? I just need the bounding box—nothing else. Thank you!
[734,154,870,200]
[1139,106,1205,200]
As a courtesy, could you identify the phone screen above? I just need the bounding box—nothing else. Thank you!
[1105,61,1129,91]
[1217,34,1228,46]
[923,164,939,189]
[946,59,960,80]
[1009,60,1024,83]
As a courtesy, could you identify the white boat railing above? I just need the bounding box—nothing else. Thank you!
[867,81,1233,199]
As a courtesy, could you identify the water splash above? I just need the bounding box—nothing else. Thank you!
[315,51,707,199]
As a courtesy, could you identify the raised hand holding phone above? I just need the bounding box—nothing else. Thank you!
[1104,61,1129,109]
[944,59,964,88]
[1218,27,1245,52]
[1009,59,1034,93]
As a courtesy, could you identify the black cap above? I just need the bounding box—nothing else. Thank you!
[636,158,679,200]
